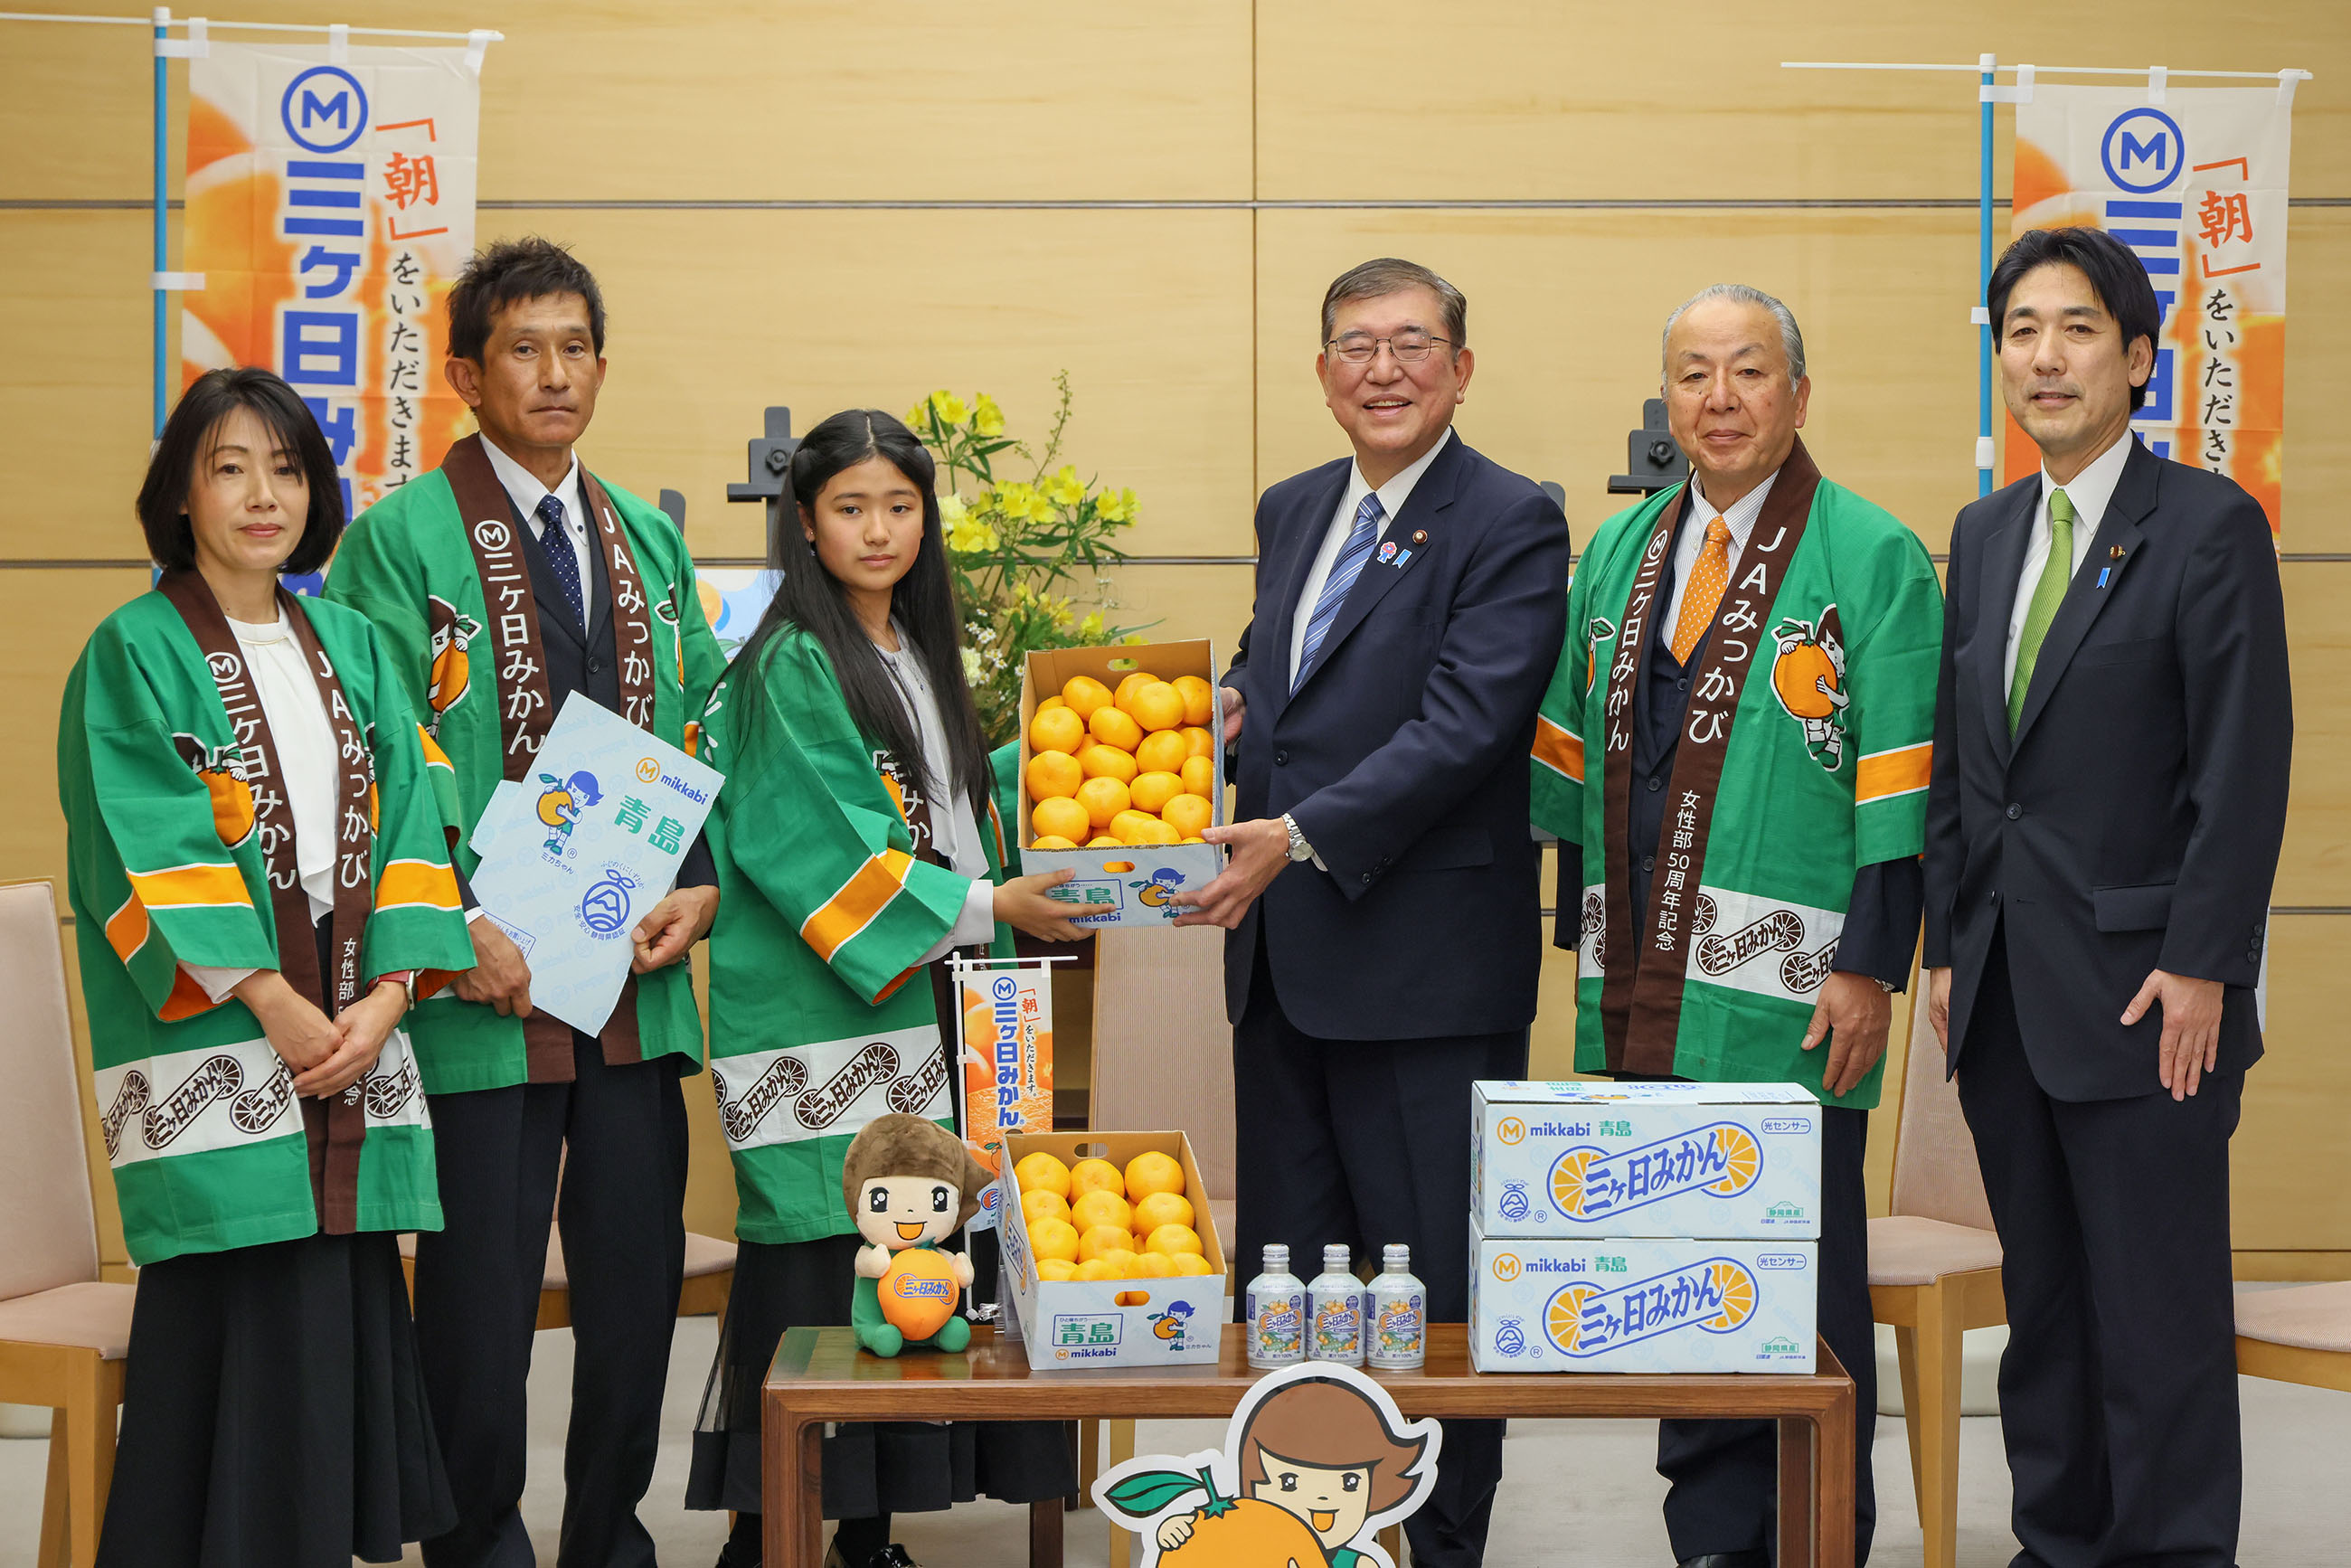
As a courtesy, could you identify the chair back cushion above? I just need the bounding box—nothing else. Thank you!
[1088,926,1235,1203]
[1889,969,1997,1231]
[0,881,101,1297]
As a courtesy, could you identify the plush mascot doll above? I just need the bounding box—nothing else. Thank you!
[844,1112,989,1356]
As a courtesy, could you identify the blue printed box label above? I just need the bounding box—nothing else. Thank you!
[1473,1082,1821,1240]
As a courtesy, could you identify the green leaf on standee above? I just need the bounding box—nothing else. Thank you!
[1100,1469,1206,1518]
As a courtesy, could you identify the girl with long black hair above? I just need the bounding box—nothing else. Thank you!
[685,410,1083,1568]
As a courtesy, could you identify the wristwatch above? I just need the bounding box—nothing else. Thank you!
[1281,813,1313,864]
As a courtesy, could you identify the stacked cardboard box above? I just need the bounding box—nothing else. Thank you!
[1467,1082,1821,1374]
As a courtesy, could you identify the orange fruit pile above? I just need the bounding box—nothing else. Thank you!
[1014,1148,1212,1280]
[1024,672,1218,851]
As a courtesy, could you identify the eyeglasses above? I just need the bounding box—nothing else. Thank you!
[1325,332,1452,365]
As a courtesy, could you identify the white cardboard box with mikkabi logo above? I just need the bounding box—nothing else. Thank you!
[1469,1223,1818,1374]
[1470,1081,1822,1241]
[994,1130,1229,1370]
[1016,641,1225,930]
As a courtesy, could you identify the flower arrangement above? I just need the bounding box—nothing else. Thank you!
[903,373,1142,744]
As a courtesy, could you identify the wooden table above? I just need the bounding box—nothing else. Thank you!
[764,1323,1855,1567]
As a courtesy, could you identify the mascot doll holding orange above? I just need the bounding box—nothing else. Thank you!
[845,1112,989,1355]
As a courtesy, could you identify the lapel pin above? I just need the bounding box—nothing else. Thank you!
[2110,545,2125,559]
[1411,529,1428,545]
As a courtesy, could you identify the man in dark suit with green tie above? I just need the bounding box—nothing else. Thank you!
[1924,225,2291,1568]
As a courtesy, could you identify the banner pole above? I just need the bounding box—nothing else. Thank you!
[151,4,167,437]
[1978,52,1995,497]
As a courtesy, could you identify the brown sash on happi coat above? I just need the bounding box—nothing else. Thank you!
[1594,438,1823,1075]
[163,571,378,1233]
[440,432,666,1076]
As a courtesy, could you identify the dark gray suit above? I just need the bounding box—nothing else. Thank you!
[1924,437,2290,1568]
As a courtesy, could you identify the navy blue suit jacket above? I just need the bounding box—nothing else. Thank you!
[1222,433,1572,1038]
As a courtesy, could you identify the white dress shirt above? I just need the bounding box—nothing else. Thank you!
[2002,430,2134,692]
[1658,468,1779,638]
[183,609,344,1003]
[481,434,592,604]
[877,632,999,962]
[1288,427,1454,685]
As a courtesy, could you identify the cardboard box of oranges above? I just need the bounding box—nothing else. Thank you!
[993,1129,1229,1369]
[1016,640,1225,930]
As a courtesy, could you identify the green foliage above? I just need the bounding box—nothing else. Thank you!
[903,374,1141,745]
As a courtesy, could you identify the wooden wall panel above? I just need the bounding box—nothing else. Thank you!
[1255,3,2349,200]
[2235,915,2351,1252]
[0,1,1254,203]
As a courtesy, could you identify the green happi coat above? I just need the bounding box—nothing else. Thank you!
[59,591,475,1266]
[1530,442,1942,1109]
[700,626,1013,1245]
[325,461,727,1093]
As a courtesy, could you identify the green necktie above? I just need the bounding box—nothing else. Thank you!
[2007,487,2078,733]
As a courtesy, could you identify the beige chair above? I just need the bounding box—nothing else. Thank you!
[399,1220,737,1328]
[2235,1281,2351,1393]
[0,880,137,1568]
[1867,967,2006,1568]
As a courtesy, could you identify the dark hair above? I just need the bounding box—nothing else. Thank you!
[137,366,344,575]
[722,411,993,817]
[446,237,606,362]
[1987,227,2161,411]
[1321,258,1468,351]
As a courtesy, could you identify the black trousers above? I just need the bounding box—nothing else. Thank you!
[1233,937,1525,1568]
[1955,935,2243,1568]
[412,1036,690,1568]
[1655,1104,1876,1565]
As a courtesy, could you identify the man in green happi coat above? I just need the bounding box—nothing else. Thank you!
[326,238,726,1568]
[1530,285,1943,1568]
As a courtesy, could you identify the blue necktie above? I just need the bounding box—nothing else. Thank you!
[1295,494,1383,690]
[535,492,585,626]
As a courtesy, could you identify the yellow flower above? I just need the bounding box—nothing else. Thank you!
[992,480,1035,519]
[1052,598,1075,629]
[973,394,1005,438]
[902,398,930,429]
[930,390,968,427]
[961,647,984,683]
[1024,490,1056,523]
[939,493,969,524]
[1095,486,1138,524]
[1043,465,1085,508]
[1078,611,1106,641]
[947,516,999,554]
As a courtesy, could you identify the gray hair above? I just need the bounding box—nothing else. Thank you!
[1661,283,1806,384]
[1321,258,1468,351]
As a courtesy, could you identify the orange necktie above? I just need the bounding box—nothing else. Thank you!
[1671,516,1733,664]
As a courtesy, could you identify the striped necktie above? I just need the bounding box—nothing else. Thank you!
[2007,487,2077,733]
[1294,493,1383,690]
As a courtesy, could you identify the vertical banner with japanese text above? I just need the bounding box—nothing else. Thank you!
[951,959,1055,1233]
[181,42,483,530]
[2007,86,2293,535]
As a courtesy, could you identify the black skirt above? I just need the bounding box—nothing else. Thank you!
[97,1229,454,1567]
[685,1233,1075,1518]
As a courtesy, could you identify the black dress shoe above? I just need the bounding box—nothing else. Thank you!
[866,1549,921,1568]
[1677,1554,1770,1568]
